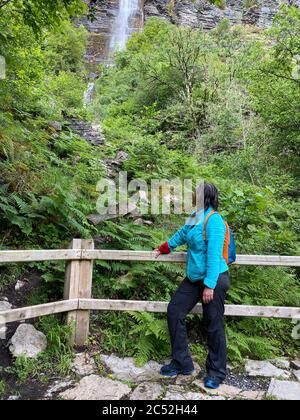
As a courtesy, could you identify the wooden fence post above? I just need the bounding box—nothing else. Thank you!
[64,239,94,346]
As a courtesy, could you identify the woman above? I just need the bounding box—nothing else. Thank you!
[156,183,229,390]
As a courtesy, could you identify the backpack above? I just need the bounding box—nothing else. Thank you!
[203,210,236,265]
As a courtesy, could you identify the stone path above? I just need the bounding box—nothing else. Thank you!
[42,353,300,401]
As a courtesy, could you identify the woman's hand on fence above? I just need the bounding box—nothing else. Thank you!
[202,287,214,304]
[157,242,170,254]
[154,241,171,258]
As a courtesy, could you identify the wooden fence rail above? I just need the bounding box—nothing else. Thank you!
[0,239,299,346]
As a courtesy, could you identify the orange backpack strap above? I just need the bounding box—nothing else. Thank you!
[203,210,217,241]
[223,221,230,264]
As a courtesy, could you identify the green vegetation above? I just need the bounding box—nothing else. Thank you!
[0,379,7,396]
[90,10,300,363]
[0,1,299,379]
[5,316,74,383]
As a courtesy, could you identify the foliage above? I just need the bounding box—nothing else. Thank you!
[243,6,300,178]
[129,312,170,366]
[0,3,299,370]
[91,15,300,363]
[8,316,74,383]
[0,0,86,35]
[0,379,7,396]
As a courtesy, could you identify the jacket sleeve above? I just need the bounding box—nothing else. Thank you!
[167,224,189,250]
[204,213,226,289]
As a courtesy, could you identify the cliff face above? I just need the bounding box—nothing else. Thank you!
[144,0,300,30]
[80,0,300,65]
[79,0,144,66]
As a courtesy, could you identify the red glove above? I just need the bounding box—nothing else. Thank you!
[158,241,171,254]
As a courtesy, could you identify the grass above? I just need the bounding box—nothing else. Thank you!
[0,379,7,397]
[7,315,75,383]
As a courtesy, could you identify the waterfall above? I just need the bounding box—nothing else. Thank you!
[83,82,95,107]
[110,0,142,52]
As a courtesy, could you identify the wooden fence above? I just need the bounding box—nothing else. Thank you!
[0,239,299,346]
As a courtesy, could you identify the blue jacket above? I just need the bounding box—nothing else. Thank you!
[167,207,228,289]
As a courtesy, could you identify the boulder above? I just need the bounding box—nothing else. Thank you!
[267,379,300,400]
[130,383,163,400]
[100,354,162,383]
[59,375,131,400]
[245,360,291,379]
[9,324,47,358]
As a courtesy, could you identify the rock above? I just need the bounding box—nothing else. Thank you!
[87,212,119,225]
[245,360,291,379]
[163,385,189,401]
[116,151,129,161]
[163,385,224,401]
[267,379,300,401]
[71,353,96,376]
[9,324,47,358]
[291,360,300,370]
[68,118,105,146]
[293,370,300,382]
[193,379,264,400]
[193,380,241,398]
[145,0,300,31]
[133,218,144,226]
[133,218,153,226]
[239,390,265,400]
[0,301,12,311]
[48,121,62,132]
[176,361,201,385]
[77,0,143,66]
[15,280,27,291]
[59,375,131,400]
[130,383,163,400]
[45,379,74,399]
[8,395,20,400]
[100,354,162,383]
[269,358,290,370]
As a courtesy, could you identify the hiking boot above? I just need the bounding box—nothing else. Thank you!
[160,361,194,377]
[204,376,223,389]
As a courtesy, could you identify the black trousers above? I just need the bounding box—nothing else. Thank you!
[167,272,229,381]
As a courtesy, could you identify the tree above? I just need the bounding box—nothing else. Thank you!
[245,6,300,177]
[0,0,86,33]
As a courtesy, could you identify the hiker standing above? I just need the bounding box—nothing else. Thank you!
[156,183,235,389]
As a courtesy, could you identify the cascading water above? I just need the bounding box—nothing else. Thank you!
[83,82,95,107]
[110,0,143,52]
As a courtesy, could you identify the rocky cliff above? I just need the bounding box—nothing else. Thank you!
[79,0,144,66]
[144,0,300,30]
[80,0,300,65]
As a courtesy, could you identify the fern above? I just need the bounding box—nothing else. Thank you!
[129,312,170,366]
